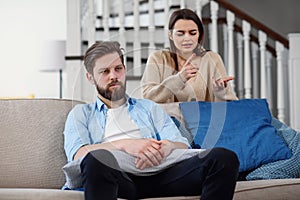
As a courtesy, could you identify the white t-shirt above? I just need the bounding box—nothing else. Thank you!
[102,103,142,142]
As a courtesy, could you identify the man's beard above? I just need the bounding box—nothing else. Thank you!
[96,81,126,101]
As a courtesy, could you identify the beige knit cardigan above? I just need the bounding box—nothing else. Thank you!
[141,49,238,103]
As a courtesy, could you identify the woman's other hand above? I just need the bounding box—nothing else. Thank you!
[212,76,234,91]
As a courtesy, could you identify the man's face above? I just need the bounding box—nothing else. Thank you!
[88,52,126,101]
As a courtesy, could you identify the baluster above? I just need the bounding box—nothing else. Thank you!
[95,0,102,29]
[87,0,96,46]
[66,0,82,100]
[236,32,244,99]
[195,1,203,19]
[276,41,285,122]
[266,51,273,112]
[180,0,185,9]
[282,47,289,124]
[148,0,155,54]
[210,1,219,53]
[222,24,228,71]
[80,1,88,41]
[258,31,267,99]
[164,0,169,48]
[118,0,126,63]
[226,10,235,94]
[242,20,251,98]
[210,1,219,52]
[251,42,259,98]
[133,0,141,76]
[103,0,110,40]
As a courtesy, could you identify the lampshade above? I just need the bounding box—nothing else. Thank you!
[39,40,66,72]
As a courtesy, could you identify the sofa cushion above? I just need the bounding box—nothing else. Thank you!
[233,178,300,200]
[0,99,84,189]
[179,99,292,172]
[1,179,300,200]
[246,117,300,180]
[0,188,84,200]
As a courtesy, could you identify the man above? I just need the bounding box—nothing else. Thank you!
[63,41,239,200]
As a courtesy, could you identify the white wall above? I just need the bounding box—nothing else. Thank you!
[0,0,66,98]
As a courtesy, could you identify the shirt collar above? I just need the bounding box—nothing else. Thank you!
[95,94,136,111]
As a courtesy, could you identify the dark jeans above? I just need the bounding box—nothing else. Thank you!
[80,147,239,200]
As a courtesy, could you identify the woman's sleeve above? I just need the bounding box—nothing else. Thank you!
[141,51,186,103]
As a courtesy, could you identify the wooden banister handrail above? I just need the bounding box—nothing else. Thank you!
[65,56,84,60]
[234,25,276,57]
[214,0,289,48]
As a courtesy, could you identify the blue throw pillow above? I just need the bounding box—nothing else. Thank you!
[246,117,300,180]
[179,99,292,172]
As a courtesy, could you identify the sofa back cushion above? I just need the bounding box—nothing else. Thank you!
[0,99,83,189]
[179,99,292,172]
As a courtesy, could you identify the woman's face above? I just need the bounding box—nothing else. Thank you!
[170,19,199,56]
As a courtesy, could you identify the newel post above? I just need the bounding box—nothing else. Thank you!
[288,33,300,130]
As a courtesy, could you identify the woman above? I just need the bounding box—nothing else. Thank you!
[141,9,299,183]
[141,8,238,103]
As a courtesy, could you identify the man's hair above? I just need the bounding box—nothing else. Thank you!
[83,41,124,74]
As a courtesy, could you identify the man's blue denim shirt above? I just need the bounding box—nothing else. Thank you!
[64,96,190,162]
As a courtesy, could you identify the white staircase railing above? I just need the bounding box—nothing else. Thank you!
[66,0,300,129]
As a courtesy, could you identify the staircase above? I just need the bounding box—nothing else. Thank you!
[65,0,300,129]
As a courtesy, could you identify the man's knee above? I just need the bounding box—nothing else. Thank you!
[81,149,120,172]
[199,147,239,171]
[213,147,238,162]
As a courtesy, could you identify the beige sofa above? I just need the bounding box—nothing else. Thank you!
[0,98,299,200]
